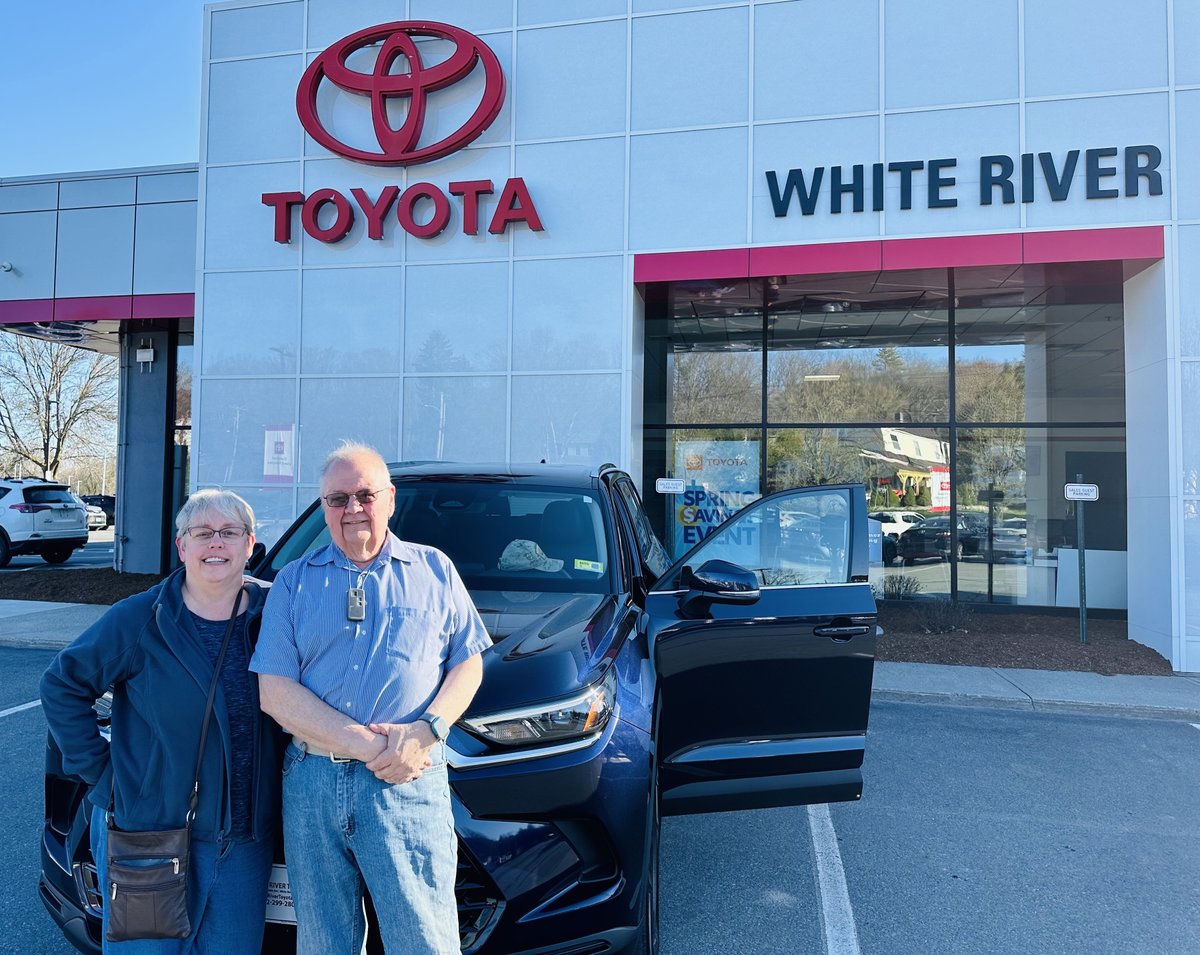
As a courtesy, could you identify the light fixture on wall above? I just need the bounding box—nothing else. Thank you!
[0,261,13,272]
[136,338,156,373]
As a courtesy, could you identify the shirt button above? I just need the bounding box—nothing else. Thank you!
[353,665,359,671]
[346,702,352,707]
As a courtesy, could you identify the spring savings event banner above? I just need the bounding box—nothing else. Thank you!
[672,440,761,559]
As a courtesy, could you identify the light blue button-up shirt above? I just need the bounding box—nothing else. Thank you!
[251,533,492,726]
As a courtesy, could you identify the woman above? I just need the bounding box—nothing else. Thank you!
[41,489,280,953]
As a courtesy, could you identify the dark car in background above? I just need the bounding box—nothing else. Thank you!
[42,463,878,954]
[896,514,1028,564]
[80,495,114,528]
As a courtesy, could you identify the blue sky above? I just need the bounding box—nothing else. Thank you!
[0,1,211,178]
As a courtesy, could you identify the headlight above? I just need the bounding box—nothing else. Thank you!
[461,669,616,747]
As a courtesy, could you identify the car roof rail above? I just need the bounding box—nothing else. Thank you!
[590,462,620,478]
[385,459,453,470]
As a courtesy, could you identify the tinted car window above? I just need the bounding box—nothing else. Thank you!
[613,479,671,580]
[269,481,612,594]
[24,486,76,504]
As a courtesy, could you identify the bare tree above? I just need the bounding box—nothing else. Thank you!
[0,333,118,479]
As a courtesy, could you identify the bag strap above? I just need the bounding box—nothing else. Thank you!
[186,586,246,827]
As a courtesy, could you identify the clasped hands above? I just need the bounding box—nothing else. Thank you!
[362,720,436,784]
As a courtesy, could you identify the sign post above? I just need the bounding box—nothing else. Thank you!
[1064,478,1100,644]
[978,485,1005,602]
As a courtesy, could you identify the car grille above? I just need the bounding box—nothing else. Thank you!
[457,844,503,952]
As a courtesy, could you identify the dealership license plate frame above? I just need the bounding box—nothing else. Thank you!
[265,863,297,925]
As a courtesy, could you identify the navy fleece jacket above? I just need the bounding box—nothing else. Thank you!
[40,570,281,843]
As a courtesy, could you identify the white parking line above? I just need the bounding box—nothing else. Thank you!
[0,700,41,719]
[807,803,862,955]
[1191,723,1200,732]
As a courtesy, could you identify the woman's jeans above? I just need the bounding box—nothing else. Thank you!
[90,806,273,955]
[281,742,460,955]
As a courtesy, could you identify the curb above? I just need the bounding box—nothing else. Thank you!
[873,687,1200,722]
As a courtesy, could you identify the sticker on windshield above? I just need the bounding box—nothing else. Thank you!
[574,559,604,572]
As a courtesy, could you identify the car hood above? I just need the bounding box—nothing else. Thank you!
[466,589,626,714]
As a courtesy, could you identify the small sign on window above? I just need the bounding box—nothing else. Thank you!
[655,478,686,495]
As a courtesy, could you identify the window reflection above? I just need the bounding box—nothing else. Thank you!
[642,260,1129,608]
[954,262,1125,424]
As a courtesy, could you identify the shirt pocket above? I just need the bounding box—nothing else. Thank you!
[384,607,446,665]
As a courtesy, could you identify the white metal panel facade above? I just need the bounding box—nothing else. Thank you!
[173,0,1200,671]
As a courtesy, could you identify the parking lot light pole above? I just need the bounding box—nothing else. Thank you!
[43,395,57,479]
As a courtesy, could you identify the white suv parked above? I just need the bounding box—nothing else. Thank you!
[868,510,928,539]
[0,479,88,567]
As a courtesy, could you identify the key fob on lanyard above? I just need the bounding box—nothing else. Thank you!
[347,587,366,622]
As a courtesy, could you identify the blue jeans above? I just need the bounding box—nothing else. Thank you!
[90,806,273,955]
[281,742,459,955]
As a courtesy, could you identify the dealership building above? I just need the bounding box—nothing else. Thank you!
[0,0,1198,671]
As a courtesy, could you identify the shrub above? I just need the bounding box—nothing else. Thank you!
[875,573,924,601]
[917,485,931,507]
[914,597,974,634]
[889,573,924,599]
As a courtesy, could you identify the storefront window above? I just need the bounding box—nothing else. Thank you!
[953,427,1127,606]
[642,261,1128,608]
[954,262,1125,425]
[767,270,950,424]
[646,279,764,425]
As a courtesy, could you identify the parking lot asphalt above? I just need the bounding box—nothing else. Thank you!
[3,599,1199,722]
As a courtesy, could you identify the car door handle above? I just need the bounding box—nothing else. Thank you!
[813,625,872,639]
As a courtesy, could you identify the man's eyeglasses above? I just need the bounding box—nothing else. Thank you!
[185,526,249,542]
[321,487,390,509]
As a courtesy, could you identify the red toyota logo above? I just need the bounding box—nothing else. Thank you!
[296,21,505,166]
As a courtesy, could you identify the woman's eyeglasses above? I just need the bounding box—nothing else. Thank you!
[321,487,390,508]
[185,526,249,542]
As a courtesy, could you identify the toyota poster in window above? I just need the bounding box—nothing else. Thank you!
[673,441,761,557]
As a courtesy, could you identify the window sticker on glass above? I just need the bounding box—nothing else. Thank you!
[574,559,604,573]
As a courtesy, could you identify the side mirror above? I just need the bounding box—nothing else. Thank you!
[679,559,761,618]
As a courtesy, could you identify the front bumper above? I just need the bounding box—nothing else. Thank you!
[452,714,653,954]
[44,717,653,955]
[12,535,87,556]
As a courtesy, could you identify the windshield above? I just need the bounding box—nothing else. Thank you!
[266,481,611,594]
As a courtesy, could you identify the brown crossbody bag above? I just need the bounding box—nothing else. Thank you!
[105,588,243,941]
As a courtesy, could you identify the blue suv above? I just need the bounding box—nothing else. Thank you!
[42,463,877,954]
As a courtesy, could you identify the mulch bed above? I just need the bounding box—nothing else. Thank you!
[0,568,165,606]
[0,569,1174,677]
[875,601,1173,676]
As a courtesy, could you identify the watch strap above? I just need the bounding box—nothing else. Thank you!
[419,713,447,741]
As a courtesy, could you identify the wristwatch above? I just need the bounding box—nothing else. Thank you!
[418,713,448,742]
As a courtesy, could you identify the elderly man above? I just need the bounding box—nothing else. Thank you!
[251,443,490,955]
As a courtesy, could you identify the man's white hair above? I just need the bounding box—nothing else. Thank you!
[320,441,389,483]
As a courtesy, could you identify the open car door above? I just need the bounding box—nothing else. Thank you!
[645,484,876,816]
